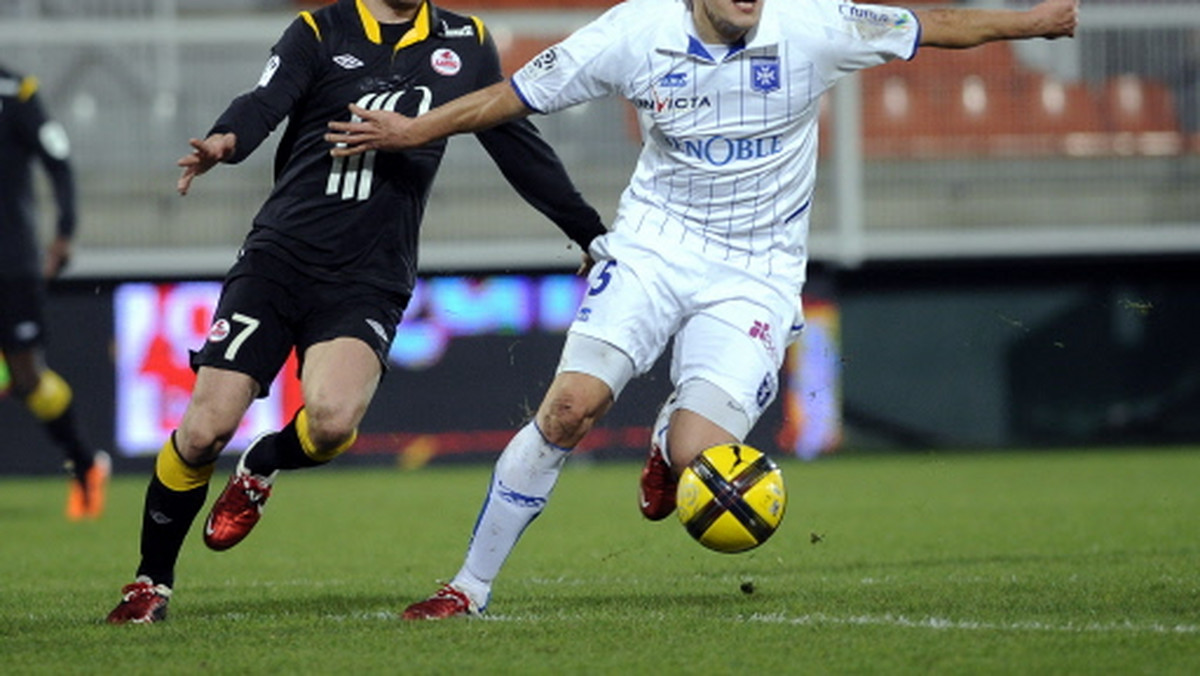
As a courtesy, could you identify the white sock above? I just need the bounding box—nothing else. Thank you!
[452,422,569,608]
[651,392,679,465]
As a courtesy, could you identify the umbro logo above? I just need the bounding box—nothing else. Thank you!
[333,53,365,69]
[365,318,389,343]
[442,25,475,38]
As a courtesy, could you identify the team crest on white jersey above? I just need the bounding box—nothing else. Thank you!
[750,57,780,93]
[431,49,462,76]
[333,53,365,70]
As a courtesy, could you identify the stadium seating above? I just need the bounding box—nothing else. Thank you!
[848,43,1186,158]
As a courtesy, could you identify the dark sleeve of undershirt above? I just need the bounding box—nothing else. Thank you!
[476,116,608,252]
[19,85,77,238]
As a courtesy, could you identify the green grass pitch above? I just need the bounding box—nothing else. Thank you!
[2,448,1197,674]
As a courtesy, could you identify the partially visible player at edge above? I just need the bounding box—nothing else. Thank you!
[104,0,606,624]
[0,62,110,522]
[326,0,1080,619]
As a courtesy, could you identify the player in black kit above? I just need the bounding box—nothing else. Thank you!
[0,63,110,522]
[106,0,606,624]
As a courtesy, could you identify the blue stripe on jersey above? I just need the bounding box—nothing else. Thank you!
[784,199,812,224]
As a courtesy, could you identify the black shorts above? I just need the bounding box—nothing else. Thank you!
[0,277,47,352]
[190,251,407,398]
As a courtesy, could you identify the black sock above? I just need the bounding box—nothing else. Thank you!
[243,417,322,475]
[43,405,93,480]
[135,474,208,589]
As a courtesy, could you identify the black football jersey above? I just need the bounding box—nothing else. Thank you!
[210,0,604,296]
[0,65,76,279]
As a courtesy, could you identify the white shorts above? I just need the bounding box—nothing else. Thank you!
[562,229,803,425]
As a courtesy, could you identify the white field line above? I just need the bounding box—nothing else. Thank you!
[742,612,1200,635]
[206,578,1199,635]
[301,610,1198,635]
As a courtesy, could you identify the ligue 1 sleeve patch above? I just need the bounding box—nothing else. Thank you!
[38,120,71,160]
[257,54,281,88]
[431,49,462,76]
[518,46,559,82]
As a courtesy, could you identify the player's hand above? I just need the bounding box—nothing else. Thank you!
[326,104,421,157]
[1031,0,1079,40]
[43,235,72,279]
[576,253,595,277]
[177,133,236,195]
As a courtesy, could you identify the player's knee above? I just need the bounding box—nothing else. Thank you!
[175,416,237,465]
[536,391,601,448]
[300,401,357,445]
[296,407,356,463]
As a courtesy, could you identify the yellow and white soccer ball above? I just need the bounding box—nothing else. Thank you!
[676,443,786,553]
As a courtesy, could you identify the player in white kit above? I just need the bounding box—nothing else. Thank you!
[327,0,1080,618]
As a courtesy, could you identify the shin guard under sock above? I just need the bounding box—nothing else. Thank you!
[454,422,569,604]
[136,474,208,588]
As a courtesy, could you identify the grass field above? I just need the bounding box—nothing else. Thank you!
[2,448,1198,674]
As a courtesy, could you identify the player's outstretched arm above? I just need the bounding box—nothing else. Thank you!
[918,0,1079,49]
[326,81,532,158]
[176,133,237,195]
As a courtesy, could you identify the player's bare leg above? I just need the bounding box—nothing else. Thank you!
[205,337,379,551]
[663,408,737,470]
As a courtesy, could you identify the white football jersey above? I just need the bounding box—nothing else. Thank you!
[513,0,919,285]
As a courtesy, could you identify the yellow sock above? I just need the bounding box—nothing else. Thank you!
[296,408,357,464]
[154,436,215,492]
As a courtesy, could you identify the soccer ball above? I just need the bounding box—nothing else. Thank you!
[676,443,786,553]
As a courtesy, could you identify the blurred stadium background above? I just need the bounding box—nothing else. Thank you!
[2,0,1198,475]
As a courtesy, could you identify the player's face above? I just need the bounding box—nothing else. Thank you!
[692,0,764,45]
